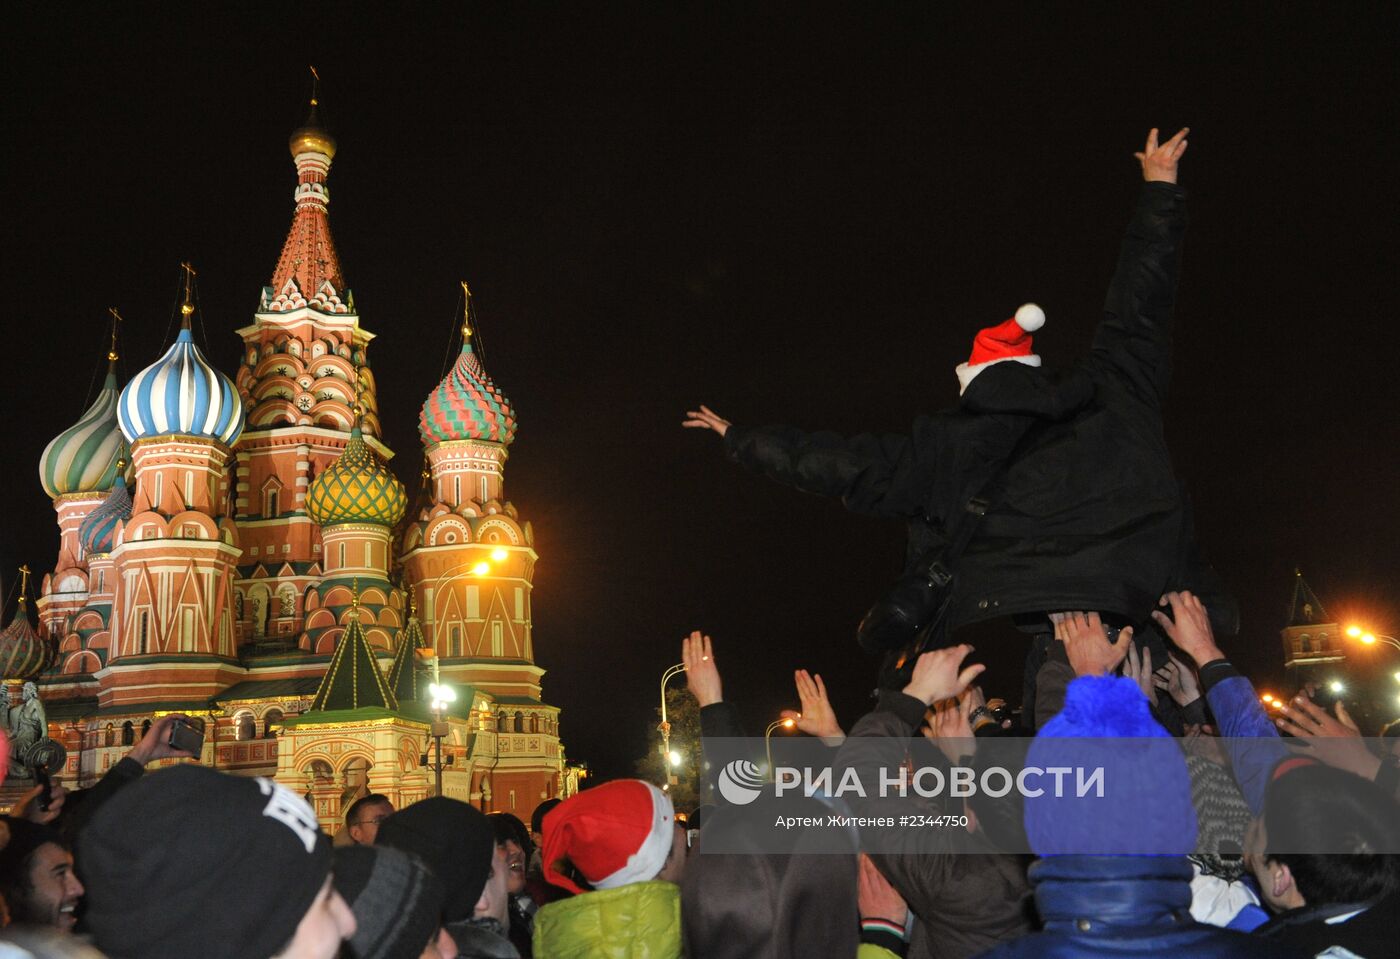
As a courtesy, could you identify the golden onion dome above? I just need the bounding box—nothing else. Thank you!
[289,102,337,159]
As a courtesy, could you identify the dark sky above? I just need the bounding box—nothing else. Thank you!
[3,4,1398,777]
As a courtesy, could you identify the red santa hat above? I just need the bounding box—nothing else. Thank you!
[540,779,675,895]
[954,303,1046,394]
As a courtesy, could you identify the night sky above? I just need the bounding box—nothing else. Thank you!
[3,5,1398,778]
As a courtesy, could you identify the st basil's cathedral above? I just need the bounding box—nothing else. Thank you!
[6,89,576,828]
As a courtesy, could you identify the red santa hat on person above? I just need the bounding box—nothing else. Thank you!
[540,779,675,895]
[954,303,1046,395]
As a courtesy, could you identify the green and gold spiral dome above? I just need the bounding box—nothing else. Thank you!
[307,426,407,528]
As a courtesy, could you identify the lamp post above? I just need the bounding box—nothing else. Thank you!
[764,717,796,772]
[428,681,456,796]
[1346,625,1400,653]
[658,662,686,785]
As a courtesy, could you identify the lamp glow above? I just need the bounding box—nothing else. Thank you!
[1346,625,1363,638]
[469,562,490,576]
[490,548,508,562]
[1363,633,1377,645]
[668,750,682,767]
[1328,680,1345,694]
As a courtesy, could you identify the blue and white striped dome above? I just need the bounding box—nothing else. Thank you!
[39,368,126,499]
[118,328,244,446]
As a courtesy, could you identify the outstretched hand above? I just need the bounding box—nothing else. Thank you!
[1153,654,1202,707]
[682,631,723,707]
[682,405,731,438]
[1151,591,1223,667]
[1055,612,1131,677]
[1135,127,1189,184]
[1276,693,1381,780]
[780,669,845,744]
[1122,640,1156,706]
[903,644,985,706]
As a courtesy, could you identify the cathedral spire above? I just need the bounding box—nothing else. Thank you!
[268,69,347,313]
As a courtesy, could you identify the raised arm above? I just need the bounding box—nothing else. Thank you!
[1089,127,1191,407]
[685,404,931,518]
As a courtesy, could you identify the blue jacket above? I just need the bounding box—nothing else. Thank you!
[974,856,1302,958]
[1199,662,1291,813]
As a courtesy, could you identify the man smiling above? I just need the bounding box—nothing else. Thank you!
[0,819,84,931]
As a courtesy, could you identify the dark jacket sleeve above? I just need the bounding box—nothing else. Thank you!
[723,424,932,519]
[68,756,145,838]
[1088,181,1188,408]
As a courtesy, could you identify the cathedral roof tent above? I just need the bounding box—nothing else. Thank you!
[264,72,350,315]
[1285,569,1333,628]
[295,593,398,716]
[387,608,429,704]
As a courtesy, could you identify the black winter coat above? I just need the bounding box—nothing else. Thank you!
[724,182,1237,641]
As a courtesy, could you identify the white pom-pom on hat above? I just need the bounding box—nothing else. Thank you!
[1015,303,1045,332]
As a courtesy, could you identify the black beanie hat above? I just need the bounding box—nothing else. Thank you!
[78,765,332,959]
[376,797,494,923]
[334,845,444,959]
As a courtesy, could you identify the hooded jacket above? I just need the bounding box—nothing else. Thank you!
[723,183,1237,648]
[532,880,680,959]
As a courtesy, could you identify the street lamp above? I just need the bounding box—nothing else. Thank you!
[765,717,796,771]
[1345,625,1400,652]
[1328,680,1345,695]
[428,682,457,796]
[658,662,686,785]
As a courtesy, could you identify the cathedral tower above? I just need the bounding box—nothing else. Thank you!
[231,83,390,648]
[105,269,245,707]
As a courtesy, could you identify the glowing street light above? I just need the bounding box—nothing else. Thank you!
[427,682,457,796]
[1328,680,1345,695]
[658,662,686,785]
[668,749,683,768]
[1346,625,1400,652]
[765,717,797,772]
[490,548,508,562]
[469,561,491,576]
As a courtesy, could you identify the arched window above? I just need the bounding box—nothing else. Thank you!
[264,709,284,738]
[496,711,507,733]
[237,713,256,741]
[513,712,524,733]
[121,721,134,746]
[140,719,152,740]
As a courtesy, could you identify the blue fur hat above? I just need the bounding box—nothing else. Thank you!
[1024,675,1197,856]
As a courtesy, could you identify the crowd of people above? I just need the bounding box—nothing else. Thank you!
[0,590,1395,958]
[3,130,1397,958]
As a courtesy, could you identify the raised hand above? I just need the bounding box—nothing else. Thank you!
[682,405,731,438]
[903,644,985,706]
[11,782,67,825]
[1055,611,1131,677]
[1276,694,1380,780]
[780,669,845,744]
[1122,640,1156,705]
[129,712,199,765]
[682,630,723,707]
[1150,591,1223,667]
[1134,127,1189,184]
[857,854,908,929]
[1153,654,1202,707]
[927,687,979,764]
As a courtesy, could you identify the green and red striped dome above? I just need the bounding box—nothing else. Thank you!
[418,343,517,447]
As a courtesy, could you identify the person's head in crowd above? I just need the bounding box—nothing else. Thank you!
[486,812,531,895]
[1251,764,1400,912]
[332,845,456,959]
[681,796,858,959]
[0,926,108,958]
[1025,674,1197,856]
[474,844,511,927]
[0,820,83,931]
[78,765,353,959]
[345,794,395,847]
[656,821,688,884]
[540,779,674,895]
[529,798,561,854]
[375,797,495,925]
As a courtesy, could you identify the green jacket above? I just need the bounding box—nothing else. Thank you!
[533,881,681,959]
